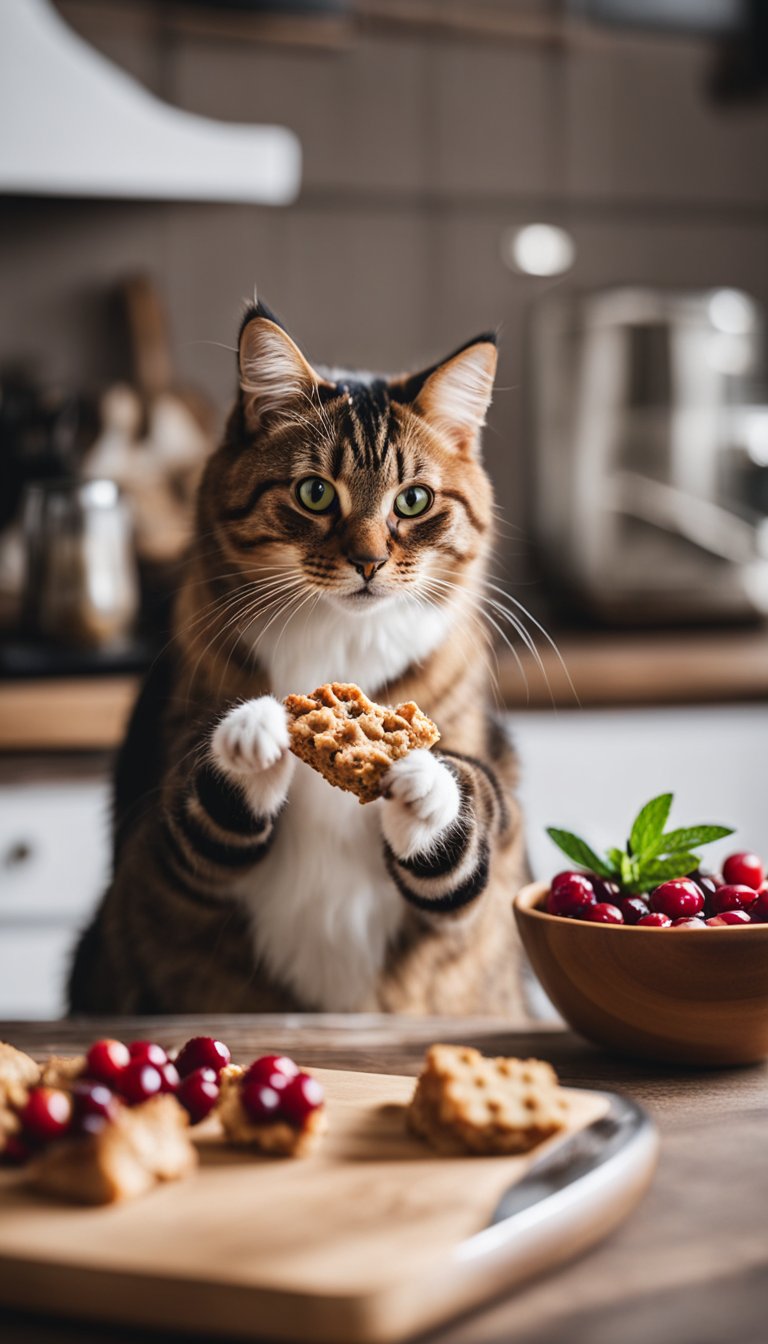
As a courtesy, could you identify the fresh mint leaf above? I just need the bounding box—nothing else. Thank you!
[546,828,612,878]
[638,853,701,885]
[606,847,625,875]
[647,824,734,858]
[629,793,673,859]
[620,853,638,888]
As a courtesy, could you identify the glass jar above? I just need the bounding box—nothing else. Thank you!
[21,478,140,649]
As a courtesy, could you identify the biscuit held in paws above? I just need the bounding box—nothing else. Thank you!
[407,1044,569,1156]
[30,1095,197,1205]
[284,682,440,804]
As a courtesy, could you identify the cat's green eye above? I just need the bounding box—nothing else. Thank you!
[394,485,433,519]
[296,477,337,514]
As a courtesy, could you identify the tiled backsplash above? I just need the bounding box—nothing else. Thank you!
[2,2,767,557]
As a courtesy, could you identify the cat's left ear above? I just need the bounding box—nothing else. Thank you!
[394,335,498,454]
[238,303,329,434]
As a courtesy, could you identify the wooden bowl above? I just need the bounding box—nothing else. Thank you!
[514,881,768,1066]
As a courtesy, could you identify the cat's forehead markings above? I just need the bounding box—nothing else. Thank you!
[336,378,393,473]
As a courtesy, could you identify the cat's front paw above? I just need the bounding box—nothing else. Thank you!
[380,750,461,861]
[211,696,294,816]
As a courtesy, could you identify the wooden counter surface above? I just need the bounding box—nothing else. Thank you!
[1,625,767,751]
[2,1013,767,1344]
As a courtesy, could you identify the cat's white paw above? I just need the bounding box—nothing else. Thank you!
[211,696,294,816]
[380,750,461,861]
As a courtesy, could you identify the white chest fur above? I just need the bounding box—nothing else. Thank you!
[236,594,452,1010]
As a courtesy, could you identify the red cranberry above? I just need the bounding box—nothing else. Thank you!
[671,917,706,928]
[707,910,751,926]
[85,1038,130,1086]
[749,890,768,923]
[585,902,624,924]
[178,1068,220,1125]
[691,872,720,901]
[637,912,672,927]
[278,1073,324,1126]
[547,872,596,918]
[70,1080,120,1137]
[128,1041,168,1068]
[70,1086,118,1136]
[175,1036,231,1079]
[158,1062,180,1094]
[590,877,622,904]
[71,1080,119,1124]
[650,879,704,920]
[1,1133,33,1165]
[243,1055,300,1090]
[709,884,757,915]
[617,896,650,925]
[241,1080,282,1124]
[117,1061,163,1106]
[19,1087,73,1143]
[723,852,765,890]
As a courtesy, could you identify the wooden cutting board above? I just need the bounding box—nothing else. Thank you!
[0,1068,657,1343]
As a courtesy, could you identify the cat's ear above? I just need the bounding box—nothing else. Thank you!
[395,335,498,454]
[238,304,327,433]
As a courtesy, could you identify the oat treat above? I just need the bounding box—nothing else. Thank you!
[0,1042,40,1102]
[39,1054,86,1088]
[407,1044,570,1156]
[31,1095,197,1205]
[0,1042,40,1154]
[218,1065,327,1158]
[285,682,440,804]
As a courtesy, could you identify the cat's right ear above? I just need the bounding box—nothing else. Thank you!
[238,307,326,434]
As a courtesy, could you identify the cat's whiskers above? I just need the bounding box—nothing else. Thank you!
[478,578,579,705]
[185,575,306,698]
[421,572,534,703]
[270,584,323,662]
[416,577,509,707]
[425,570,575,708]
[212,580,309,696]
[182,571,304,645]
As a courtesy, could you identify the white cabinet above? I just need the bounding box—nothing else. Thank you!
[0,768,111,1018]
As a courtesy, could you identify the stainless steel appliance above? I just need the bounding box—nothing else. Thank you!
[21,478,139,649]
[530,287,768,623]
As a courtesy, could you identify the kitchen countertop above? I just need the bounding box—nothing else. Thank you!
[2,624,768,750]
[2,1013,767,1344]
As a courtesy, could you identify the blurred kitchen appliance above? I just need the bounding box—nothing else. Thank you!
[530,287,768,624]
[21,479,139,650]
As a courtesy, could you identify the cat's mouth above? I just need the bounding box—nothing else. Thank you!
[325,584,399,613]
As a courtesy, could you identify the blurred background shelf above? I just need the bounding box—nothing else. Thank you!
[2,626,767,751]
[0,676,137,750]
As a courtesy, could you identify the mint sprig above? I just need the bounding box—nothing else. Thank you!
[546,794,734,895]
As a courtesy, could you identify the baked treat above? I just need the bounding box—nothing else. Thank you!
[407,1044,569,1156]
[0,1042,40,1103]
[0,1042,40,1154]
[31,1095,197,1205]
[284,682,440,804]
[40,1054,86,1088]
[218,1065,327,1157]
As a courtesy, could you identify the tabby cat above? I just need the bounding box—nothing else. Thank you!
[69,301,530,1015]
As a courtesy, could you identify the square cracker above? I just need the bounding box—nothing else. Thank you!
[407,1044,570,1156]
[284,682,440,804]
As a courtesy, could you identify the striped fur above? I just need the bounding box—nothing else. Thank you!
[69,301,529,1016]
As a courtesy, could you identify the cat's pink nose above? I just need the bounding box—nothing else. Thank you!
[348,554,388,583]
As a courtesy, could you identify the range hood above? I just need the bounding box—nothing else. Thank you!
[0,0,301,203]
